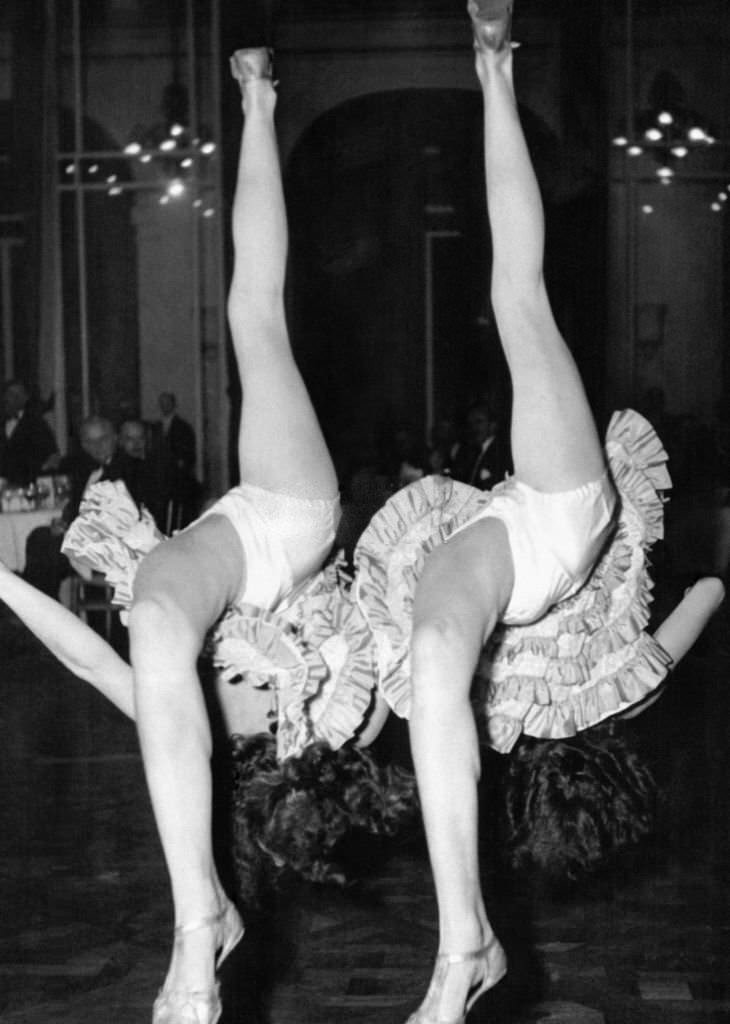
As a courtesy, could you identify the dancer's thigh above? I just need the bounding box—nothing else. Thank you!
[495,286,605,493]
[133,515,244,635]
[232,317,338,502]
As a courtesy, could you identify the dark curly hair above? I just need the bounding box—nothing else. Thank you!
[502,725,658,881]
[229,733,418,906]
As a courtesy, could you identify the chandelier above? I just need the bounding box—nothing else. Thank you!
[122,80,216,210]
[612,70,715,187]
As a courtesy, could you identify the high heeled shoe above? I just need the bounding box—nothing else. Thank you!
[229,46,274,88]
[405,937,507,1024]
[152,901,245,1024]
[467,0,514,53]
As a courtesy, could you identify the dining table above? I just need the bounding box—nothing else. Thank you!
[0,506,62,573]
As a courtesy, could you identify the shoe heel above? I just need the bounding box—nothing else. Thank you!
[229,47,274,87]
[467,0,514,53]
[215,901,245,970]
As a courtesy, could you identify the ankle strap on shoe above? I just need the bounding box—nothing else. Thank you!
[436,939,495,965]
[174,907,225,937]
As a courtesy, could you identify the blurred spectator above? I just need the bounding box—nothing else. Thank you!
[379,421,428,492]
[335,454,391,564]
[23,415,156,597]
[155,392,200,528]
[118,418,168,530]
[427,416,460,476]
[450,400,511,489]
[0,380,58,486]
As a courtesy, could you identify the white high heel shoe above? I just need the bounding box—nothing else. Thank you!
[152,900,245,1024]
[467,0,514,53]
[404,937,507,1024]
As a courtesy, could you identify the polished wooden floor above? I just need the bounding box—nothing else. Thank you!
[1,585,729,1024]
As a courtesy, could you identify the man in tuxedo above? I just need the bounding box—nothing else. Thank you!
[24,415,139,596]
[156,392,200,528]
[450,400,512,491]
[0,380,58,486]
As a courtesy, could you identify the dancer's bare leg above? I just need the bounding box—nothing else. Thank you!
[0,559,134,718]
[477,35,604,490]
[405,8,605,1022]
[129,525,241,1011]
[229,53,338,501]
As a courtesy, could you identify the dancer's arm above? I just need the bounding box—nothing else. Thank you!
[0,562,135,719]
[653,576,725,663]
[619,576,725,720]
[357,691,391,747]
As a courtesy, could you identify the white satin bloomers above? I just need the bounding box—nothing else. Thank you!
[448,472,617,625]
[198,482,340,610]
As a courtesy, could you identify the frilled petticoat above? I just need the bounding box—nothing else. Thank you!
[354,409,673,752]
[62,409,673,760]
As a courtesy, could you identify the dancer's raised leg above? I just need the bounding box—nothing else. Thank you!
[473,12,604,491]
[228,49,338,501]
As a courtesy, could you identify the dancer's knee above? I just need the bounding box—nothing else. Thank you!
[227,296,288,353]
[490,271,550,334]
[411,614,479,705]
[127,592,193,647]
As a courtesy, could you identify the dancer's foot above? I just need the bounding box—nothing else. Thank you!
[153,901,244,1024]
[230,46,274,90]
[467,0,513,53]
[405,937,507,1024]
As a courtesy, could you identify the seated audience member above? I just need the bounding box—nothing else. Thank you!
[334,455,391,563]
[24,416,145,596]
[427,415,460,476]
[379,421,428,492]
[118,418,168,530]
[450,399,512,489]
[0,380,58,486]
[156,391,200,527]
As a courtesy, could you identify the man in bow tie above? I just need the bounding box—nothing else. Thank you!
[0,381,58,486]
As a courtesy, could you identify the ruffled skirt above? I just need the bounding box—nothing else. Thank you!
[62,410,674,760]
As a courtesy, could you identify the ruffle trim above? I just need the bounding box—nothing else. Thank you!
[355,475,487,716]
[354,410,673,750]
[214,565,378,761]
[62,481,378,761]
[61,480,163,615]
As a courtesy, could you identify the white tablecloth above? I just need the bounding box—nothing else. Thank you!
[0,508,61,573]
